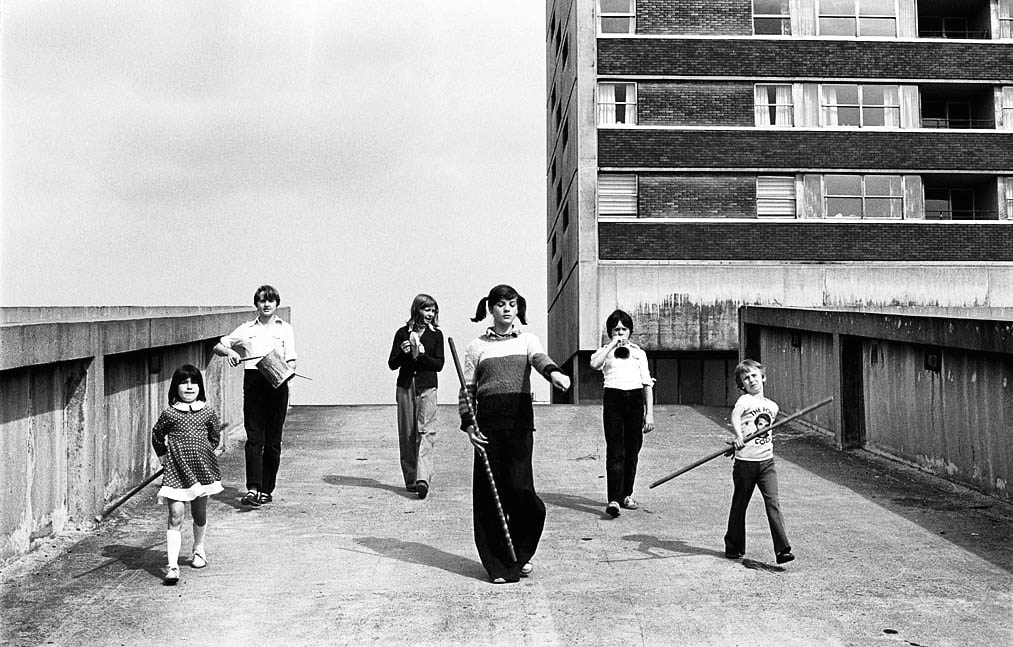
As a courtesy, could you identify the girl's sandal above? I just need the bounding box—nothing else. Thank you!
[190,551,207,569]
[164,565,180,584]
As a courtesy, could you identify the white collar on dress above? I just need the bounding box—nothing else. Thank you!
[172,401,206,412]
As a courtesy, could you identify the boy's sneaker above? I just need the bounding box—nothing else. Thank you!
[258,492,273,504]
[621,496,639,510]
[605,501,621,518]
[241,491,262,508]
[520,562,534,577]
[776,551,795,564]
[724,551,744,559]
[416,481,429,500]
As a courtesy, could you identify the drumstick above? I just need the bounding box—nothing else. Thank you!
[448,337,517,564]
[649,397,834,489]
[238,355,265,363]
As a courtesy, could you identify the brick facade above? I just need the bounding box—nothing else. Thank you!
[599,39,1013,80]
[637,0,750,36]
[599,130,1013,171]
[638,174,755,218]
[638,82,754,127]
[599,222,1013,261]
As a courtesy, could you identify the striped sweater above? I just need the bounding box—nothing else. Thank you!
[458,328,560,433]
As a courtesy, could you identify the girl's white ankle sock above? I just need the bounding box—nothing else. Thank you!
[166,529,182,567]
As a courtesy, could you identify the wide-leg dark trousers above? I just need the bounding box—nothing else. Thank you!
[602,388,645,503]
[473,428,545,582]
[723,458,791,556]
[243,370,289,494]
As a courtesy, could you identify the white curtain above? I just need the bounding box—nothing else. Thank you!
[883,85,900,128]
[821,86,839,126]
[754,86,771,126]
[775,84,793,125]
[598,83,616,125]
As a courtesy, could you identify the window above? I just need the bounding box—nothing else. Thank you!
[753,0,790,35]
[1002,0,1013,39]
[1006,178,1013,219]
[756,176,796,217]
[598,174,637,216]
[820,84,900,127]
[754,84,794,126]
[1003,87,1013,130]
[921,100,972,129]
[597,83,637,125]
[599,0,635,34]
[824,174,903,219]
[819,0,897,37]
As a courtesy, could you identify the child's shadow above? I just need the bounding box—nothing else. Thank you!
[353,536,486,581]
[322,474,415,498]
[74,543,165,581]
[621,534,728,560]
[541,491,612,519]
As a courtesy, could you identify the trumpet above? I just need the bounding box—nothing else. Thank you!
[614,338,630,359]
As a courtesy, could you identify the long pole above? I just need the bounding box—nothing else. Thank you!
[448,337,517,563]
[649,396,834,489]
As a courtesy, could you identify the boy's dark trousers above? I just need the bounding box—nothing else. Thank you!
[602,387,645,502]
[724,458,791,556]
[243,370,289,495]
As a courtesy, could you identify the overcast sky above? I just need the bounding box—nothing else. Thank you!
[1,1,550,404]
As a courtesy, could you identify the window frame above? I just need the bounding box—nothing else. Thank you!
[1006,178,1013,219]
[597,173,638,217]
[819,83,901,128]
[817,0,898,37]
[752,0,791,36]
[823,174,904,220]
[754,83,795,126]
[1001,0,1013,39]
[1002,87,1013,130]
[598,0,636,35]
[597,82,638,126]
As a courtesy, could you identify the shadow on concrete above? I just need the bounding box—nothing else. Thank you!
[73,542,165,581]
[620,534,728,561]
[693,405,1013,574]
[212,485,248,511]
[541,491,611,519]
[353,536,486,581]
[740,558,786,574]
[322,474,416,498]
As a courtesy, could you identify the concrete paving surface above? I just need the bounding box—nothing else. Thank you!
[2,404,1011,647]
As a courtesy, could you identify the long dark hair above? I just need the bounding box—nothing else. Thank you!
[470,284,527,325]
[168,364,207,405]
[407,293,440,329]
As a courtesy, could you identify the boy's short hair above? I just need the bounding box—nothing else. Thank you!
[604,309,634,336]
[734,359,765,390]
[254,284,281,305]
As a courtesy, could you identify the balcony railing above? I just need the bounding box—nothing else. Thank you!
[920,118,994,129]
[918,29,991,39]
[925,209,998,220]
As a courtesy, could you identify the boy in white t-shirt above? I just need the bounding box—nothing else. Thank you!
[723,359,794,564]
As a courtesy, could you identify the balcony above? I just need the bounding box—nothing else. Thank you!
[917,0,993,39]
[923,174,1001,220]
[920,84,996,129]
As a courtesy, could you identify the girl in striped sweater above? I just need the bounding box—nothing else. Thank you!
[460,284,571,583]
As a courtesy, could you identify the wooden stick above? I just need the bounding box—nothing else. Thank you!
[94,468,164,522]
[649,396,834,489]
[448,337,517,564]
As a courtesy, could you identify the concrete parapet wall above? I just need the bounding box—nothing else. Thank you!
[0,307,281,559]
[741,306,1012,500]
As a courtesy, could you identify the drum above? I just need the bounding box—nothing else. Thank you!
[255,349,295,389]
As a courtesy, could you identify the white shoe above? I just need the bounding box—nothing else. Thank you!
[190,551,207,569]
[621,496,639,510]
[164,565,180,584]
[520,562,534,577]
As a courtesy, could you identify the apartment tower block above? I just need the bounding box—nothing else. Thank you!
[546,0,1013,404]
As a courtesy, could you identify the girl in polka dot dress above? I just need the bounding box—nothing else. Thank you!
[152,364,224,584]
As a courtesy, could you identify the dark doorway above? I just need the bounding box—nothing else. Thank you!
[839,336,865,449]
